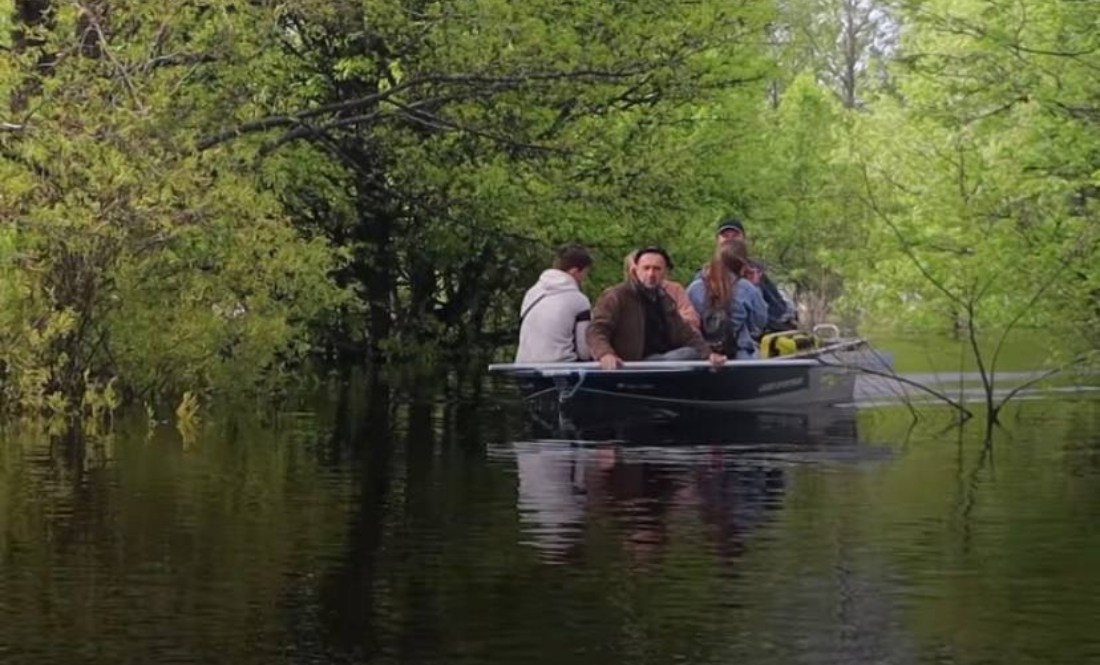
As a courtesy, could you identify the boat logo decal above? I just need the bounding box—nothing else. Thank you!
[757,377,805,393]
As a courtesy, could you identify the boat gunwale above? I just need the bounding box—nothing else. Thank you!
[489,338,869,375]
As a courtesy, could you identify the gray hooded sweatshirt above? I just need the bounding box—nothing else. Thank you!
[515,269,592,362]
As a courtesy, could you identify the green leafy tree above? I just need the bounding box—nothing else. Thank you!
[767,0,899,109]
[199,0,776,369]
[839,0,1100,416]
[1,1,344,415]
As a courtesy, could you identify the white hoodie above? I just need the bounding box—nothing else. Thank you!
[515,268,592,362]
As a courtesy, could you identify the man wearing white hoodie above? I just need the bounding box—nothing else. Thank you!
[515,244,593,363]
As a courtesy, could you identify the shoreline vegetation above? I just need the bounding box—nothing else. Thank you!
[2,0,1099,426]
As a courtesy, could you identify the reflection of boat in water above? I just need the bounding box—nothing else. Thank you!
[490,339,891,411]
[499,404,880,565]
[523,399,861,448]
[508,436,794,565]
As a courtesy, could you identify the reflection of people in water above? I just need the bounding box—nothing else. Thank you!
[692,455,786,564]
[515,441,684,565]
[514,439,787,567]
[592,446,686,564]
[514,407,862,567]
[514,442,590,563]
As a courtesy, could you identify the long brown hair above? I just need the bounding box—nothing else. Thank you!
[703,239,749,309]
[622,250,637,281]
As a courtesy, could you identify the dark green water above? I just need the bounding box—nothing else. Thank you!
[2,382,1100,665]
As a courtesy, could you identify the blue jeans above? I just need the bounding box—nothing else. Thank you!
[643,347,703,361]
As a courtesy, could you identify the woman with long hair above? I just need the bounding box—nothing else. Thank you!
[686,239,768,358]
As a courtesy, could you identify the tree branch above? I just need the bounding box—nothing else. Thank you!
[814,356,973,418]
[197,63,699,150]
[139,52,218,72]
[992,351,1099,418]
[857,159,965,307]
[387,99,566,155]
[988,228,1094,388]
[75,2,146,112]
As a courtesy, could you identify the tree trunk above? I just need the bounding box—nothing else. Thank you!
[11,0,55,112]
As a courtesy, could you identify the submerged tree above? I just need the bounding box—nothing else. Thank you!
[198,0,776,370]
[0,1,344,415]
[0,0,784,414]
[841,0,1100,418]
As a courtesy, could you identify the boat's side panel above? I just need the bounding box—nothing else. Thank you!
[599,363,810,401]
[512,362,855,410]
[495,339,878,411]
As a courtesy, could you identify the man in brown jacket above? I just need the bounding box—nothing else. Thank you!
[588,246,726,370]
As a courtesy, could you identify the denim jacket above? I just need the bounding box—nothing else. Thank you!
[686,276,768,359]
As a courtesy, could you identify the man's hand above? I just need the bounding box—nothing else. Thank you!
[599,353,623,370]
[708,352,727,366]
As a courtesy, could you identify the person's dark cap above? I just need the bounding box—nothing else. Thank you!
[634,245,673,270]
[716,217,745,235]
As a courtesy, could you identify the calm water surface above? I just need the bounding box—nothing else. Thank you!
[2,380,1100,665]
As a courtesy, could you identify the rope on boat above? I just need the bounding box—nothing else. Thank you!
[559,370,587,403]
[520,370,588,403]
[522,385,560,401]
